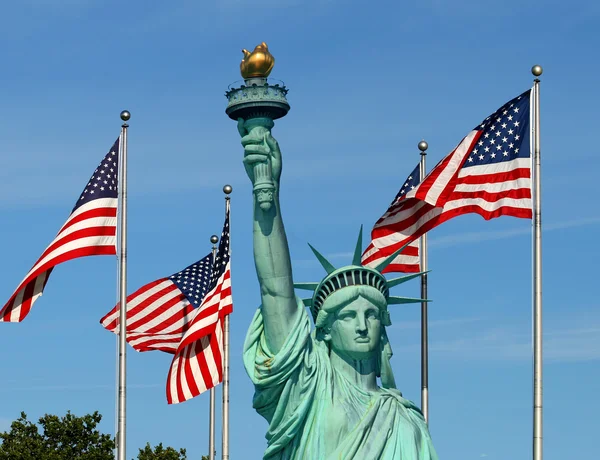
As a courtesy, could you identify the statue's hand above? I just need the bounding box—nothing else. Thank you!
[239,119,282,187]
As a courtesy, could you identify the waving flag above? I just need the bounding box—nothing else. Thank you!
[1,139,120,322]
[100,254,214,353]
[369,90,532,262]
[362,163,421,273]
[167,208,232,404]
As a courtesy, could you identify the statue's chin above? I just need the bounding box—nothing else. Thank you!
[332,346,378,363]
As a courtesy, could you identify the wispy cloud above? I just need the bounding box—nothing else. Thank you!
[0,383,162,392]
[292,217,600,265]
[215,0,337,11]
[16,0,99,7]
[324,251,354,260]
[429,217,600,248]
[389,316,483,331]
[394,319,600,362]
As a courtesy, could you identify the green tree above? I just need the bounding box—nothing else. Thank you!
[135,442,187,460]
[0,411,114,460]
[0,411,190,460]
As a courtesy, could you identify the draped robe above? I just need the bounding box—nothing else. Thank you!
[243,298,439,460]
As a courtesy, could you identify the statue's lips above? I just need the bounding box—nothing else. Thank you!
[354,337,370,343]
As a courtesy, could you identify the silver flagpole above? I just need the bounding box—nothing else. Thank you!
[209,234,219,460]
[222,184,232,460]
[531,65,543,460]
[418,140,429,424]
[117,110,130,460]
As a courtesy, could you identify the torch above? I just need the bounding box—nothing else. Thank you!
[225,42,290,211]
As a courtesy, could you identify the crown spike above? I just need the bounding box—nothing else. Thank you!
[308,243,336,274]
[374,242,412,273]
[388,296,430,305]
[302,298,313,307]
[386,270,431,288]
[352,225,364,266]
[295,282,319,291]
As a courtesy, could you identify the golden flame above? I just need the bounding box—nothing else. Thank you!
[240,42,275,79]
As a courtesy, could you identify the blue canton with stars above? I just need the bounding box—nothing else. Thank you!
[74,138,120,212]
[392,163,421,206]
[464,90,531,169]
[209,211,230,291]
[169,253,214,309]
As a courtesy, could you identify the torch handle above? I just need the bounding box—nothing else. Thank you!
[242,121,276,211]
[252,160,275,211]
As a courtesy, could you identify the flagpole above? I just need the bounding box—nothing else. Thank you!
[117,110,130,460]
[417,140,429,424]
[222,184,232,460]
[209,234,219,460]
[531,65,543,460]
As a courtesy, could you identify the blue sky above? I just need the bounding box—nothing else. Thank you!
[1,1,598,459]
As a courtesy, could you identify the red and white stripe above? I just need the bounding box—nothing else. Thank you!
[369,131,531,259]
[166,261,232,404]
[1,197,117,322]
[100,278,198,353]
[361,239,420,273]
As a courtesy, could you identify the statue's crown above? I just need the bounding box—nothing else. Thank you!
[240,42,275,79]
[295,227,428,323]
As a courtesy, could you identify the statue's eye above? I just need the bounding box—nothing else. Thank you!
[366,310,379,319]
[338,312,355,321]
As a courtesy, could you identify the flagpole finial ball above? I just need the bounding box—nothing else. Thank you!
[120,110,131,121]
[223,184,233,195]
[210,235,219,244]
[418,140,428,152]
[531,65,543,77]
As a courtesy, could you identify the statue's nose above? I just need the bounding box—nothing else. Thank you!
[356,316,368,334]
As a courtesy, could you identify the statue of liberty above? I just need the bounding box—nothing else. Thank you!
[234,44,438,460]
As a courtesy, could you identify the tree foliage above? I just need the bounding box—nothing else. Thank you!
[0,411,190,460]
[0,411,114,460]
[136,442,187,460]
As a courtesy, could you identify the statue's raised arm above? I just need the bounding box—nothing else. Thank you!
[239,118,297,353]
[230,43,438,460]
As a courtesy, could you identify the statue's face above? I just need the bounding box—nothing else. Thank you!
[328,296,382,361]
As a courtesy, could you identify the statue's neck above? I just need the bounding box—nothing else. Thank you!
[329,349,379,392]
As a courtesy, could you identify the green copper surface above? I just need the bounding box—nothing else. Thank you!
[225,81,290,121]
[233,89,437,460]
[387,271,431,287]
[307,243,336,274]
[352,225,364,266]
[374,241,416,273]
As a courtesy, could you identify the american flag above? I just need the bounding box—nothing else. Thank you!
[1,139,120,323]
[167,206,232,404]
[99,254,214,353]
[361,163,421,273]
[369,90,532,262]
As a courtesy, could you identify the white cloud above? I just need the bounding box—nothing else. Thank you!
[324,251,354,260]
[429,217,600,249]
[389,316,483,331]
[215,0,336,9]
[289,217,600,266]
[394,319,600,362]
[0,383,162,392]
